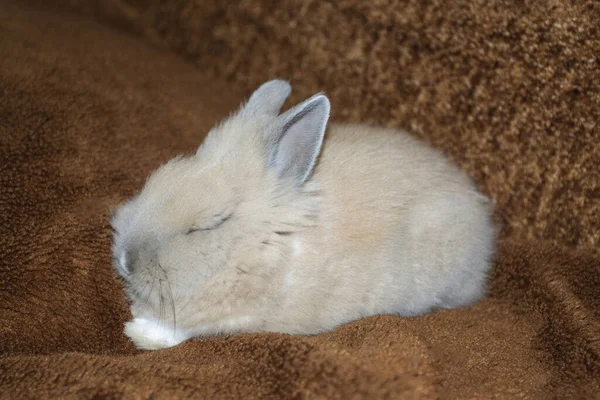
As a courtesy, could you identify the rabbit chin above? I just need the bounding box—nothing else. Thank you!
[124,317,189,350]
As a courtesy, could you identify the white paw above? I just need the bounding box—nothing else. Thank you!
[124,317,188,350]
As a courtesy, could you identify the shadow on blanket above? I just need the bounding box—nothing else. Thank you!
[1,1,599,398]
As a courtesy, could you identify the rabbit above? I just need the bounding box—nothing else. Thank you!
[110,80,497,350]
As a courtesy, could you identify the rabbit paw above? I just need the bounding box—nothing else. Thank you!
[124,317,188,350]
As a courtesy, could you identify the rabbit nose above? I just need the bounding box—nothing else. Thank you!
[126,241,159,274]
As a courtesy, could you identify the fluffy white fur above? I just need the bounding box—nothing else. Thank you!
[111,80,497,350]
[124,317,188,350]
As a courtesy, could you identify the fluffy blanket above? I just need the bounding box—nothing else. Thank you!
[1,0,599,398]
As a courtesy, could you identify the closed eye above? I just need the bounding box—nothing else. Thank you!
[187,212,233,235]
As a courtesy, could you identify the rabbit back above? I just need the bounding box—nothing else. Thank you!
[267,123,496,334]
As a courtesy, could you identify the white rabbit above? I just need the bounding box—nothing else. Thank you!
[111,80,497,350]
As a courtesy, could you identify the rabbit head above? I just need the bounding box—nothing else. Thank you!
[110,80,330,339]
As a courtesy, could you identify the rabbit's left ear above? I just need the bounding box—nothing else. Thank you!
[267,93,330,185]
[241,80,291,117]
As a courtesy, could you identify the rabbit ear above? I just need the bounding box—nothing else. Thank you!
[242,80,292,117]
[268,93,330,184]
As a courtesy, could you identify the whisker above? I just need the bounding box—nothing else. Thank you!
[157,263,177,336]
[158,279,166,333]
[164,278,177,336]
[138,280,154,315]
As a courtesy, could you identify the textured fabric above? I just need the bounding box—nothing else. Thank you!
[1,1,599,398]
[54,0,600,249]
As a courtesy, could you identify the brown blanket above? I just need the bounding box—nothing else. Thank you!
[1,0,599,398]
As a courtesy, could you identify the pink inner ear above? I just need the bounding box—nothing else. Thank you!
[272,95,330,184]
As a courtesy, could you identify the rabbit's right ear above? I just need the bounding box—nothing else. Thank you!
[241,80,292,117]
[267,93,330,185]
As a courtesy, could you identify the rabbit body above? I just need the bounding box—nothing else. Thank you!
[111,81,496,350]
